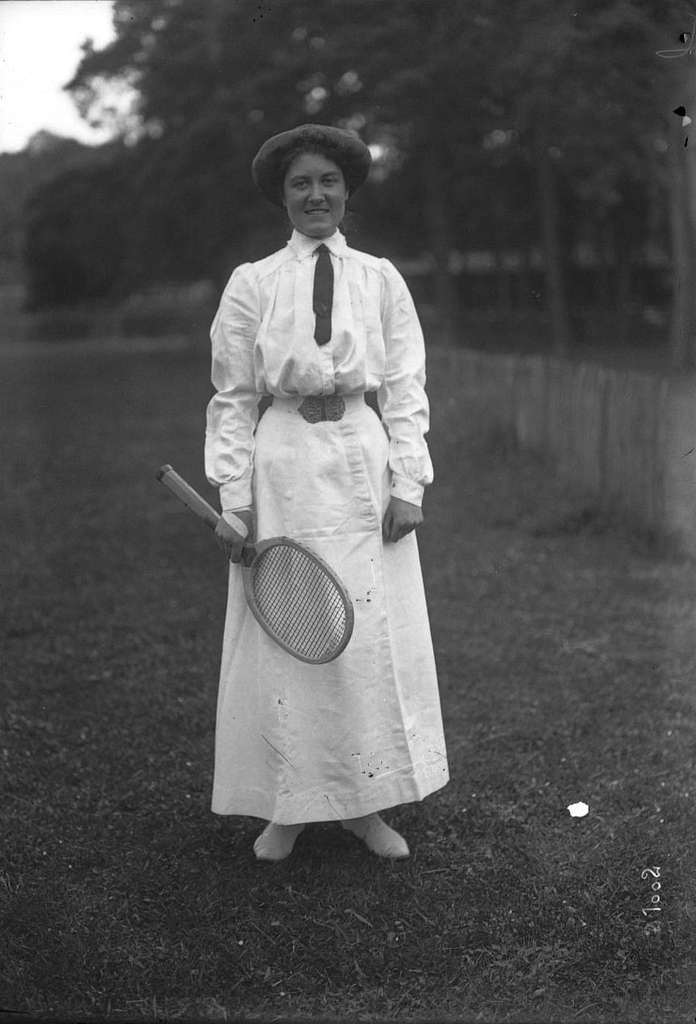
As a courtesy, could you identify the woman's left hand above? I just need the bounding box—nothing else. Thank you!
[382,496,423,543]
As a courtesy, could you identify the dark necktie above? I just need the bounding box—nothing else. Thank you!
[313,243,333,345]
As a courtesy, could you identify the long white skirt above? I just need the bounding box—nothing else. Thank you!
[211,394,449,824]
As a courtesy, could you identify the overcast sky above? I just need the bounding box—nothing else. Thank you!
[0,0,116,153]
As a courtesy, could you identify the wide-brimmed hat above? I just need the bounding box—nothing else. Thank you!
[251,123,372,207]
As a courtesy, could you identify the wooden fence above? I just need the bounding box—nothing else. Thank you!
[436,348,696,553]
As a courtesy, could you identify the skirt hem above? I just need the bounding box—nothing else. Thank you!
[211,768,450,825]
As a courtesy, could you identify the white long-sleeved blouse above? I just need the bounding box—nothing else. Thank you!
[205,227,433,510]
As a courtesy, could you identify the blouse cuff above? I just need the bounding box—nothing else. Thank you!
[390,474,424,507]
[219,475,254,511]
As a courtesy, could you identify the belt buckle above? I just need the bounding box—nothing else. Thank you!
[298,395,345,423]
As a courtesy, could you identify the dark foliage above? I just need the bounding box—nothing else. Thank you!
[11,0,696,360]
[23,146,140,306]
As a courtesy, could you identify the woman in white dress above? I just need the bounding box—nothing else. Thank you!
[205,123,449,862]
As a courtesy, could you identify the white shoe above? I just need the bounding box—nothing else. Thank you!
[341,814,410,858]
[253,822,305,861]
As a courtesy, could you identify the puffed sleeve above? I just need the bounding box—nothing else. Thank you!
[377,260,434,506]
[204,263,261,510]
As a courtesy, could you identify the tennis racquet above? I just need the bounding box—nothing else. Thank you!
[156,465,354,664]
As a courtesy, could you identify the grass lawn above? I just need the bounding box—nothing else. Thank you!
[1,336,695,1022]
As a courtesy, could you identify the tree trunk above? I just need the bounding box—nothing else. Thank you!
[614,218,632,348]
[596,221,612,310]
[494,250,512,318]
[668,126,696,371]
[533,122,573,356]
[660,58,696,372]
[493,197,512,319]
[422,153,457,345]
[518,248,534,311]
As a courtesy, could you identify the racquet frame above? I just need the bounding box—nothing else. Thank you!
[156,464,354,663]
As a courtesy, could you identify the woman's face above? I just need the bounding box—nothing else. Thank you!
[282,152,348,239]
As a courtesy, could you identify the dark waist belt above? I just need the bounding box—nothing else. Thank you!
[270,393,374,423]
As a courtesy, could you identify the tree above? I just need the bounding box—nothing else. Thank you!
[650,6,696,369]
[490,0,670,355]
[62,0,513,335]
[35,0,684,367]
[23,144,137,305]
[0,133,93,288]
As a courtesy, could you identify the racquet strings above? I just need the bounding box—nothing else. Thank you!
[250,544,349,661]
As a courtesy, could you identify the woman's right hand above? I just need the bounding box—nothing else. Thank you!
[215,508,254,563]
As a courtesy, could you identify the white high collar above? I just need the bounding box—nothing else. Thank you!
[288,228,347,260]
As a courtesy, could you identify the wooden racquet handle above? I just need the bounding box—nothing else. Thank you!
[156,464,249,538]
